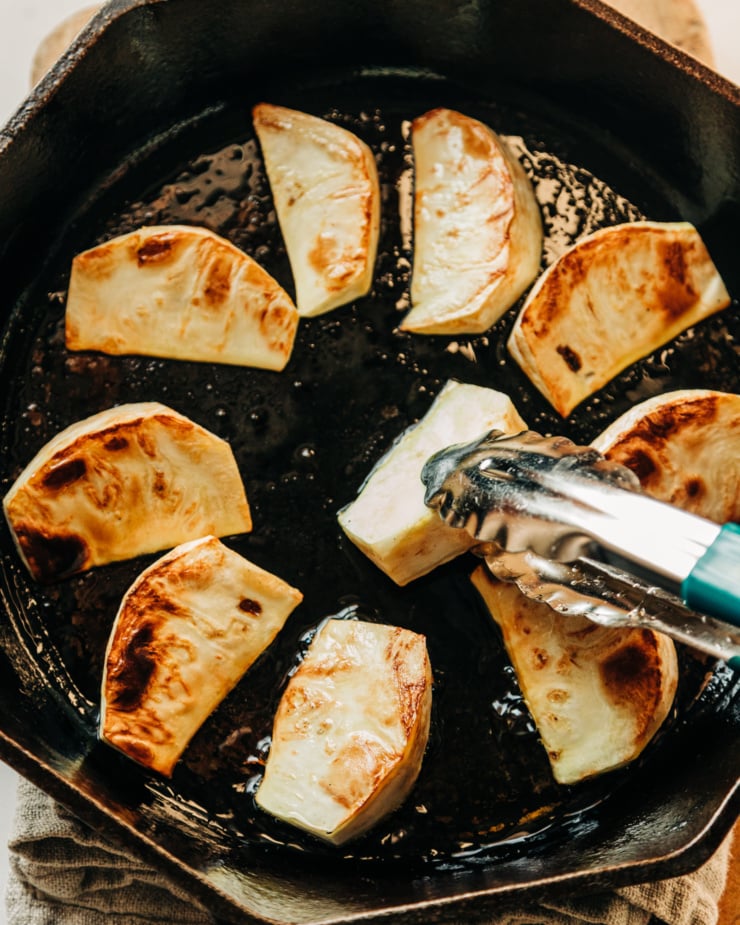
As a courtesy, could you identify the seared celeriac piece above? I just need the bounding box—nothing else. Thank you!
[65,224,299,370]
[508,221,730,416]
[253,103,380,317]
[338,380,526,586]
[256,619,432,844]
[471,567,677,785]
[592,389,740,523]
[3,402,251,582]
[101,536,302,776]
[400,108,542,334]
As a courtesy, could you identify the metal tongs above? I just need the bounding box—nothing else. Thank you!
[421,430,740,669]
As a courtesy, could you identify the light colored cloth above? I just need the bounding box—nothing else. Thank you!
[6,777,733,925]
[7,778,213,924]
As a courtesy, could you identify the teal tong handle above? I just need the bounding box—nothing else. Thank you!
[682,523,740,670]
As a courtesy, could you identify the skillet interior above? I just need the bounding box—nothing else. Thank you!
[0,1,738,922]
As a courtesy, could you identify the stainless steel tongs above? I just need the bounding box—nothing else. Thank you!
[421,430,740,668]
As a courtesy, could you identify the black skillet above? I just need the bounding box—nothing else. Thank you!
[0,1,738,922]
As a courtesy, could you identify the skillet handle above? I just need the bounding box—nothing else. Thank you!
[682,523,740,670]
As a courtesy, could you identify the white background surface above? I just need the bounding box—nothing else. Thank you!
[0,0,738,915]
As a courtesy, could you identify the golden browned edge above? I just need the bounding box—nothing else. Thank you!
[252,101,379,312]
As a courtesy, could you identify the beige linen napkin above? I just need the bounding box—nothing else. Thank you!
[6,776,733,925]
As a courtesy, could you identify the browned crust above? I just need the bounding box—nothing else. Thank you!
[598,628,668,745]
[519,225,708,340]
[602,394,740,520]
[471,570,677,781]
[252,103,378,304]
[66,227,299,367]
[5,410,250,582]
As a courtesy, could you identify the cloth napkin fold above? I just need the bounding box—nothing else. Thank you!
[6,776,732,925]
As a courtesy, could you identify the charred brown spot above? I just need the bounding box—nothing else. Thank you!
[386,629,427,737]
[129,584,182,616]
[458,118,492,162]
[321,735,395,810]
[104,435,129,451]
[570,622,599,640]
[42,457,86,490]
[69,420,141,451]
[622,449,657,483]
[262,304,287,332]
[116,739,155,765]
[136,430,158,458]
[137,234,177,265]
[525,259,574,332]
[307,236,334,274]
[655,240,697,319]
[308,235,356,291]
[599,630,662,727]
[252,106,291,134]
[17,527,88,583]
[563,251,589,285]
[685,477,705,499]
[602,644,647,692]
[556,344,582,372]
[633,416,680,445]
[152,470,167,497]
[606,395,722,487]
[74,245,117,282]
[108,622,157,712]
[635,396,720,445]
[152,413,194,440]
[203,254,233,307]
[662,239,688,285]
[239,598,262,615]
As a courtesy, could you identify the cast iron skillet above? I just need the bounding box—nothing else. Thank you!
[0,1,738,922]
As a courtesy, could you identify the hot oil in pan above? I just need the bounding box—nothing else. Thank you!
[1,76,737,872]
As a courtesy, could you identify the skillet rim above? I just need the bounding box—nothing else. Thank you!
[0,1,738,921]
